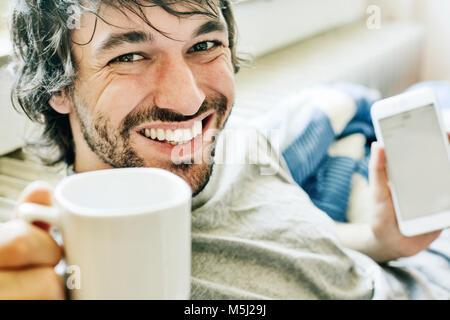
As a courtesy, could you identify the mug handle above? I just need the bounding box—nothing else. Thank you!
[16,203,62,228]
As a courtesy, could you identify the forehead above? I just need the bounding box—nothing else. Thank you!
[72,3,225,46]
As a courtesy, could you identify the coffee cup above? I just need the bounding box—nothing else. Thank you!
[17,168,192,300]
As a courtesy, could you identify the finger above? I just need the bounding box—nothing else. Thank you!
[447,131,450,140]
[17,181,53,206]
[369,142,390,202]
[15,181,53,232]
[0,220,62,268]
[0,266,64,300]
[410,230,442,242]
[401,230,442,257]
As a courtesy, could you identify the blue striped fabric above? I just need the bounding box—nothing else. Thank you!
[282,108,336,186]
[282,81,450,222]
[282,84,379,222]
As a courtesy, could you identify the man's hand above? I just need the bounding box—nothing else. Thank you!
[334,132,449,263]
[0,182,64,299]
[367,140,443,262]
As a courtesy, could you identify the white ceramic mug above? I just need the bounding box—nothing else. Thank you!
[17,168,192,300]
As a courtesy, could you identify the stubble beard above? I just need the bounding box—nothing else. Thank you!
[72,93,231,197]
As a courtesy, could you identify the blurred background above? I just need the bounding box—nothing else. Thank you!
[0,0,450,218]
[233,0,450,81]
[230,0,450,120]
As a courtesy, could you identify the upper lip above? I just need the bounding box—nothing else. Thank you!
[135,111,213,132]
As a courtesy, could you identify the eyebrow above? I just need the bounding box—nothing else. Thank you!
[193,19,227,38]
[97,31,154,53]
[96,19,227,55]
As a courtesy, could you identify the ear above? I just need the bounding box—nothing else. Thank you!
[49,90,72,114]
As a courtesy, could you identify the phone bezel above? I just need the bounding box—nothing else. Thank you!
[371,88,450,236]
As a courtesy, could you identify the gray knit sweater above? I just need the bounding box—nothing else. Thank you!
[189,131,450,300]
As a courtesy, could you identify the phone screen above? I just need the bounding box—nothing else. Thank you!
[379,104,450,221]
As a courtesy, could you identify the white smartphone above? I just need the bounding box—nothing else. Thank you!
[371,88,450,237]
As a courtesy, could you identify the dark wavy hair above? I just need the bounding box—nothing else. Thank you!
[11,0,242,166]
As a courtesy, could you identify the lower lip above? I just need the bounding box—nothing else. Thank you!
[135,114,215,159]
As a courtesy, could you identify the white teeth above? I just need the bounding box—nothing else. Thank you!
[157,128,165,141]
[165,129,173,141]
[183,129,192,142]
[194,121,202,136]
[142,119,204,144]
[173,129,183,142]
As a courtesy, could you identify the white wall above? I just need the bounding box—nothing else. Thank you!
[415,0,450,81]
[0,66,29,155]
[0,0,10,29]
[370,0,450,81]
[0,0,12,56]
[233,0,367,58]
[0,0,26,155]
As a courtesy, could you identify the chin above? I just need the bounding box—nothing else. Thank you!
[169,162,214,197]
[136,158,213,197]
[129,107,230,195]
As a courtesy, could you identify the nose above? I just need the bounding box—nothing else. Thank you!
[153,56,205,116]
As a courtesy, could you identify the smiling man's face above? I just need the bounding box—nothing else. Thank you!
[50,3,235,195]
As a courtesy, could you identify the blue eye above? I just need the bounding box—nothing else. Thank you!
[189,41,222,53]
[110,53,145,63]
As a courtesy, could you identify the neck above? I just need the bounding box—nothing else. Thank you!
[73,153,112,174]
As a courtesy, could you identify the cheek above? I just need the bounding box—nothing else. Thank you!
[87,76,150,126]
[195,55,235,103]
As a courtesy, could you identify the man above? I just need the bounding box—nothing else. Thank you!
[0,0,448,299]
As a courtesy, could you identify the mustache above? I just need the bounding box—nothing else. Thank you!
[119,94,228,137]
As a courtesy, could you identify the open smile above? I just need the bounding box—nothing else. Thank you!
[134,112,215,158]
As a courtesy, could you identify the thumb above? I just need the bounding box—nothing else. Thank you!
[15,181,54,232]
[369,142,390,202]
